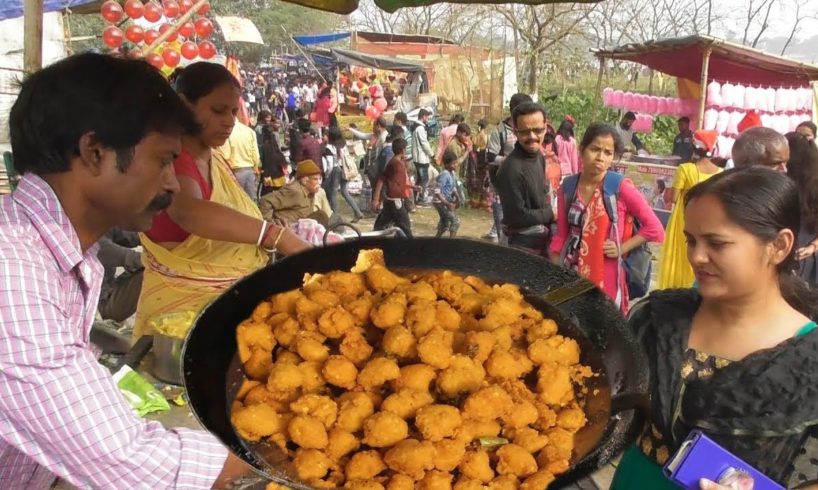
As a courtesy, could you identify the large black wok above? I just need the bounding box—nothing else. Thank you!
[182,238,649,488]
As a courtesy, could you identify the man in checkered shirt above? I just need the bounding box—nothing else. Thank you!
[0,53,249,489]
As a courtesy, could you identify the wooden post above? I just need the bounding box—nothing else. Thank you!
[697,46,713,130]
[591,55,605,120]
[23,0,43,74]
[144,0,208,53]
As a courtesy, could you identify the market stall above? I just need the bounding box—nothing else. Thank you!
[590,35,818,221]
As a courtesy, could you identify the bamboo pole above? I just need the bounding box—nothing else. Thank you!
[144,0,209,54]
[697,46,713,130]
[23,0,43,74]
[281,26,326,84]
[591,55,605,120]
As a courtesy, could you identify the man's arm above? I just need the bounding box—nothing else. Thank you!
[486,126,502,163]
[632,133,645,151]
[0,261,228,489]
[419,128,433,158]
[97,236,142,272]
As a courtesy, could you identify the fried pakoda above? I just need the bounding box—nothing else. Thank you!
[233,249,592,489]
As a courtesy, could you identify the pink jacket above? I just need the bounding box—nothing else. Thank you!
[555,134,580,175]
[549,178,665,307]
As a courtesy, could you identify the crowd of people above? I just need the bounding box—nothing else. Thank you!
[1,51,817,490]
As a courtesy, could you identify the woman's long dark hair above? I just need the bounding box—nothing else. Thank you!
[172,62,240,103]
[685,167,818,318]
[786,131,818,234]
[557,120,574,140]
[579,122,623,155]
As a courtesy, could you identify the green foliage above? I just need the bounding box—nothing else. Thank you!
[542,87,676,155]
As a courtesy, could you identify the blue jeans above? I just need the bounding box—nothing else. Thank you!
[492,201,506,244]
[434,203,460,237]
[416,163,430,202]
[322,167,341,214]
[340,177,363,219]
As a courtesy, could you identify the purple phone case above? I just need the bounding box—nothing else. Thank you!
[663,431,784,490]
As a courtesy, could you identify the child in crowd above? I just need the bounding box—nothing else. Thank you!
[434,151,461,238]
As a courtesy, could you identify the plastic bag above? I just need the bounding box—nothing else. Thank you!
[114,365,171,417]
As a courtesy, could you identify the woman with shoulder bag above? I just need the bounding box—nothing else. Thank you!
[326,126,364,223]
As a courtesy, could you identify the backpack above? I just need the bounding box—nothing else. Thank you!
[561,171,653,302]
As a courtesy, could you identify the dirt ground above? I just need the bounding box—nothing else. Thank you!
[335,199,497,239]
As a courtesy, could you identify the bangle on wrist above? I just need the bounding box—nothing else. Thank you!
[255,220,269,247]
[263,226,287,254]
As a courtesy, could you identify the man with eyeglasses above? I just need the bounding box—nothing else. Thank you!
[494,101,555,256]
[731,126,790,172]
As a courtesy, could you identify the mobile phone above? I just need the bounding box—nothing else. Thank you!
[663,430,784,490]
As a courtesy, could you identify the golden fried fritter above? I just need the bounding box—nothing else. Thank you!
[340,330,374,366]
[272,316,300,347]
[536,362,574,407]
[556,404,587,432]
[318,307,355,339]
[383,439,436,479]
[386,474,416,490]
[346,450,387,481]
[453,478,485,490]
[462,386,514,421]
[398,280,438,303]
[459,450,494,483]
[394,364,436,392]
[345,295,376,326]
[485,348,534,380]
[382,326,417,359]
[520,471,555,490]
[495,444,537,477]
[455,419,502,443]
[237,320,275,362]
[486,475,519,490]
[417,329,454,369]
[231,403,282,441]
[502,400,539,429]
[336,392,375,433]
[381,389,434,419]
[370,298,407,329]
[358,357,401,389]
[406,300,438,337]
[326,427,360,461]
[528,335,580,366]
[288,414,329,449]
[323,355,359,390]
[299,361,326,393]
[270,289,303,315]
[324,271,367,299]
[526,319,558,343]
[267,362,304,392]
[243,348,273,381]
[344,480,385,490]
[462,331,496,363]
[436,355,486,398]
[362,411,409,447]
[307,288,341,308]
[366,264,409,293]
[290,394,338,429]
[293,448,333,481]
[418,470,453,490]
[415,405,462,441]
[436,300,462,331]
[434,438,467,472]
[512,427,549,453]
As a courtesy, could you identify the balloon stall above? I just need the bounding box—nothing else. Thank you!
[98,0,219,72]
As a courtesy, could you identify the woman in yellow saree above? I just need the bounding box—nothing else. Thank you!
[134,62,309,340]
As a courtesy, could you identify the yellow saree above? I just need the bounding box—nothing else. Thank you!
[133,153,268,340]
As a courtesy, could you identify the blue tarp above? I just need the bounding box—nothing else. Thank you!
[0,0,96,21]
[292,32,350,46]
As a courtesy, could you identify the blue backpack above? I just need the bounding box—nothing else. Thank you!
[561,171,653,302]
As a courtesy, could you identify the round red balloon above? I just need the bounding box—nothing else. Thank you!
[125,25,144,43]
[162,48,181,67]
[197,1,210,14]
[145,52,164,69]
[124,0,144,18]
[198,40,216,59]
[178,21,194,38]
[365,106,381,120]
[194,17,212,38]
[162,0,179,18]
[159,23,178,42]
[100,0,124,23]
[178,0,193,13]
[180,40,198,59]
[143,1,162,22]
[309,112,318,122]
[102,26,124,48]
[143,28,160,45]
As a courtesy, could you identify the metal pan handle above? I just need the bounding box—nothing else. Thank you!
[542,278,597,306]
[323,221,362,247]
[111,335,154,373]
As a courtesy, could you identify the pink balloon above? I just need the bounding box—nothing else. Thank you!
[704,109,718,130]
[622,92,635,111]
[373,98,387,111]
[707,81,722,107]
[646,95,659,114]
[612,90,624,108]
[603,87,614,107]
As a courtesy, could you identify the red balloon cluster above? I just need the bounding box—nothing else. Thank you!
[146,53,164,69]
[179,0,193,14]
[125,25,144,43]
[143,1,162,22]
[178,21,194,38]
[124,0,144,19]
[181,41,199,60]
[194,18,213,38]
[373,98,387,112]
[102,26,124,48]
[162,48,181,68]
[162,0,179,18]
[144,28,160,45]
[100,0,124,23]
[198,40,217,59]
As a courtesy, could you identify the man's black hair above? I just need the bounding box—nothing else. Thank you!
[623,111,637,121]
[511,102,547,127]
[374,117,388,129]
[298,118,312,133]
[10,53,199,176]
[418,108,431,118]
[442,150,458,167]
[394,112,408,125]
[678,116,690,124]
[456,123,471,136]
[509,93,533,113]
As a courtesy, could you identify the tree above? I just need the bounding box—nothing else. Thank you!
[740,0,777,48]
[493,3,597,94]
[780,0,816,55]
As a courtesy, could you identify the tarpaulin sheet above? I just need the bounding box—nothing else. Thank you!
[214,16,264,44]
[329,48,423,73]
[293,32,351,46]
[0,0,95,21]
[596,35,818,87]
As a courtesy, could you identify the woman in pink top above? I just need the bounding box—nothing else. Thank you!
[555,120,580,176]
[549,123,664,312]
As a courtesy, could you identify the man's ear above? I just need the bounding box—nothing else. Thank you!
[76,132,106,177]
